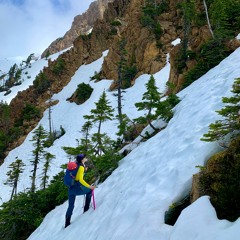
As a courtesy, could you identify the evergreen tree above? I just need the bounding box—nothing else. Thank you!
[84,91,114,155]
[210,0,231,39]
[156,93,180,122]
[4,157,25,200]
[116,113,131,140]
[6,63,22,88]
[80,120,93,152]
[41,152,55,189]
[135,75,161,131]
[0,100,11,136]
[117,39,127,140]
[48,95,53,139]
[178,0,196,71]
[33,71,51,94]
[24,53,34,67]
[201,78,240,142]
[52,57,65,75]
[30,125,48,192]
[45,50,50,59]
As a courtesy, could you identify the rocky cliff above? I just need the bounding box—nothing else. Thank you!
[3,0,240,159]
[41,0,114,58]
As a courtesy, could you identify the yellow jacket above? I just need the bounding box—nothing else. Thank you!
[75,165,91,188]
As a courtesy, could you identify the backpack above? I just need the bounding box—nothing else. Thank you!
[64,161,80,187]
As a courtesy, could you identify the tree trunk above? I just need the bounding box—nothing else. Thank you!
[117,68,123,128]
[10,186,15,201]
[147,107,158,132]
[203,0,215,39]
[97,118,102,155]
[31,154,38,192]
[31,138,40,192]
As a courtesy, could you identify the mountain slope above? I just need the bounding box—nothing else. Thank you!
[41,0,114,57]
[1,44,238,239]
[0,0,240,239]
[2,0,239,163]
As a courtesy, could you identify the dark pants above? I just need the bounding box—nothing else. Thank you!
[66,183,92,218]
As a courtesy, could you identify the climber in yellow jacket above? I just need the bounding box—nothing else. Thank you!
[65,154,95,228]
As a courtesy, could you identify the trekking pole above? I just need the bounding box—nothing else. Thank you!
[92,189,96,210]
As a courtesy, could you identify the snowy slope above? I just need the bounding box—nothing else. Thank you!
[0,50,70,104]
[0,46,240,239]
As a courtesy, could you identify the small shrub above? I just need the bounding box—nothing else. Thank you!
[154,23,163,39]
[14,103,40,127]
[75,83,93,104]
[140,14,155,28]
[52,57,65,75]
[33,71,51,94]
[111,20,122,26]
[110,27,118,35]
[80,34,92,41]
[90,71,101,81]
[182,39,230,88]
[91,152,122,182]
[4,90,11,96]
[122,65,137,89]
[22,103,40,121]
[199,137,240,221]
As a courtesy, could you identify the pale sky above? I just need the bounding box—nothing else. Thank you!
[0,0,95,59]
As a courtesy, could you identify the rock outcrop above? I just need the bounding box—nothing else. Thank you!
[41,0,114,58]
[6,0,130,156]
[2,0,240,162]
[190,137,240,221]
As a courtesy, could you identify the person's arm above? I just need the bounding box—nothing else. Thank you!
[76,166,91,188]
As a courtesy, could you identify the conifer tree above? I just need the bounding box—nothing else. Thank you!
[0,100,11,134]
[46,93,55,147]
[116,113,131,140]
[4,157,25,200]
[117,39,127,140]
[156,93,180,122]
[41,152,55,189]
[135,75,161,132]
[24,53,34,67]
[201,78,240,142]
[84,91,114,155]
[210,0,230,39]
[180,0,196,67]
[30,125,48,192]
[45,50,50,59]
[80,120,93,152]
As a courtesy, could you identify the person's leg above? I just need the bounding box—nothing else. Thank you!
[74,184,92,213]
[83,188,92,212]
[65,194,76,227]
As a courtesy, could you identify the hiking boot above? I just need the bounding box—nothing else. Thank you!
[83,205,89,213]
[65,216,71,228]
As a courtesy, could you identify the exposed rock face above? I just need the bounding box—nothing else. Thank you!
[101,0,180,82]
[2,0,240,162]
[42,0,240,89]
[190,137,240,221]
[6,0,130,156]
[190,172,205,203]
[41,0,114,58]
